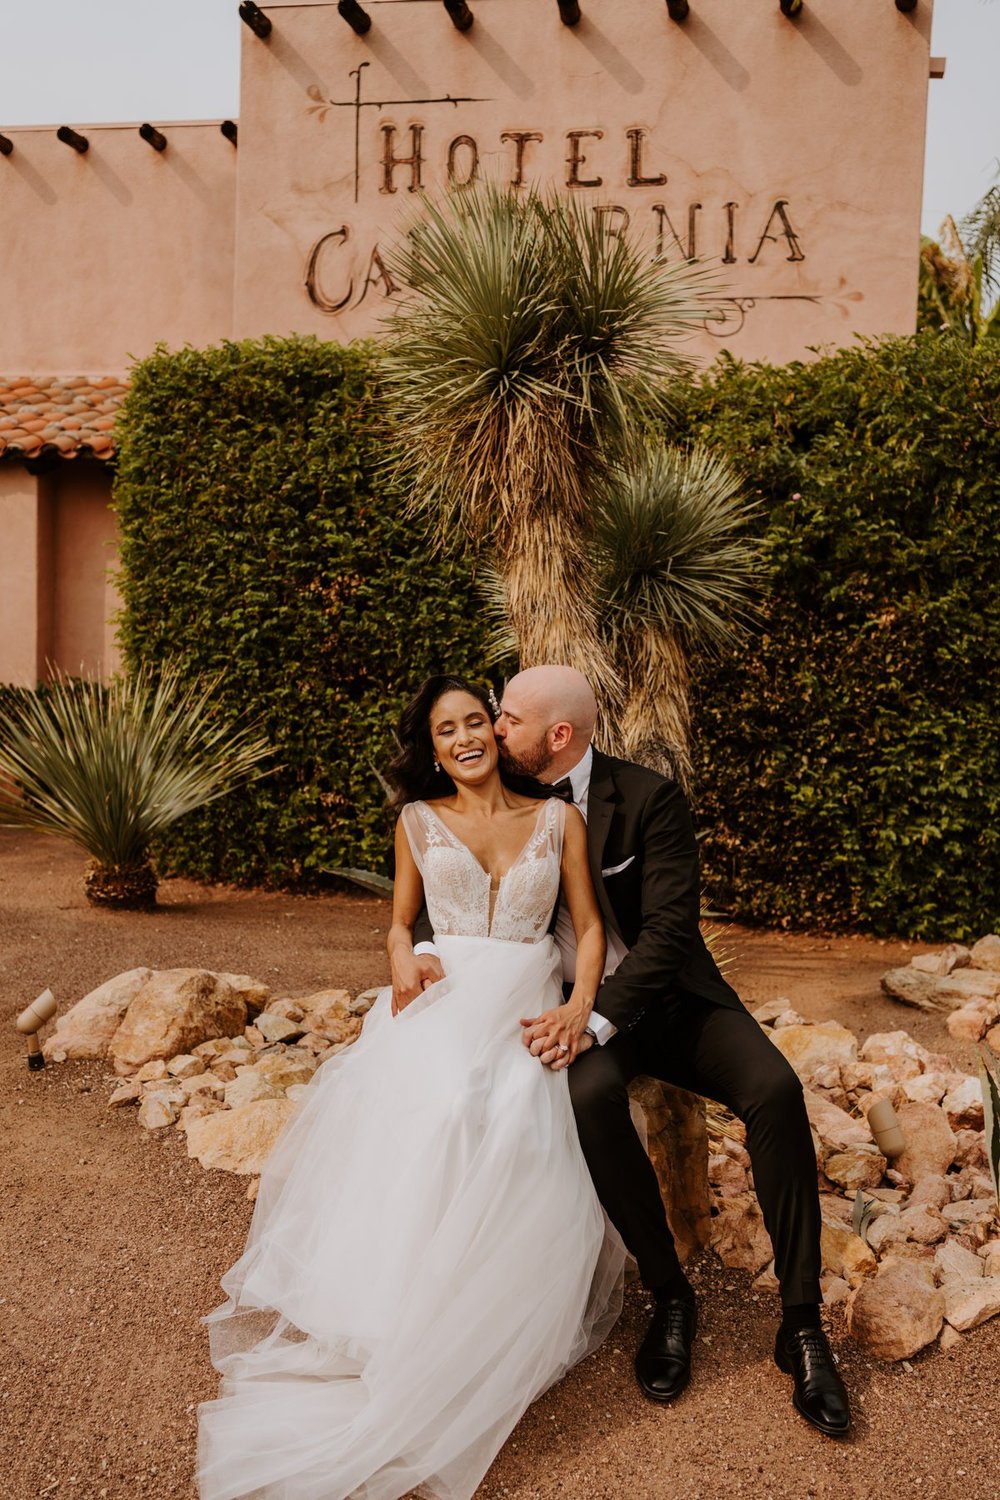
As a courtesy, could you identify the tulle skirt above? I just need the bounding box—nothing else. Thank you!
[196,934,624,1500]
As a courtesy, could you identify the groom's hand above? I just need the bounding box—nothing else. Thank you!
[391,951,444,1015]
[520,1013,595,1070]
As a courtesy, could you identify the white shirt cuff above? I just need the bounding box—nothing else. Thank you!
[413,941,440,958]
[587,1010,617,1045]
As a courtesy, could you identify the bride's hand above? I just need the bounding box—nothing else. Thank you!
[519,1004,593,1071]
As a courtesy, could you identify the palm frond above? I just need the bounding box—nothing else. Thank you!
[0,665,273,868]
[960,173,1000,293]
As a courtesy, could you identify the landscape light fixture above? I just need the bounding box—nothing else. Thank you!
[443,0,474,30]
[139,123,167,152]
[0,132,13,156]
[338,0,372,35]
[557,0,581,25]
[221,119,239,146]
[779,0,803,15]
[57,126,89,154]
[15,989,57,1071]
[666,0,689,20]
[239,0,272,37]
[894,0,918,10]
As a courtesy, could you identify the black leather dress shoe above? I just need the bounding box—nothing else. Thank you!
[634,1297,696,1402]
[774,1327,851,1437]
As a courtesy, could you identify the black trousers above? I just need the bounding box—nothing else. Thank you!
[568,992,822,1306]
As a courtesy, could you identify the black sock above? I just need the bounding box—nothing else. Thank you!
[650,1271,695,1307]
[780,1301,822,1336]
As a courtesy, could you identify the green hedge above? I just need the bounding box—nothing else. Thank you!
[679,335,1000,939]
[113,336,495,885]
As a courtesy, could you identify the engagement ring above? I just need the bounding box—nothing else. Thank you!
[557,1044,569,1054]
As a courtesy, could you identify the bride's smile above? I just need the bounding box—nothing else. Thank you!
[430,691,498,785]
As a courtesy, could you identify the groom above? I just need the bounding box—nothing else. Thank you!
[400,664,850,1438]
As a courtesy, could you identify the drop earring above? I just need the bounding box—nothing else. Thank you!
[433,758,441,773]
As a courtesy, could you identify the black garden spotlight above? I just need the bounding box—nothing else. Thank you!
[57,126,89,153]
[239,0,272,37]
[779,0,803,16]
[666,0,689,20]
[557,0,581,25]
[443,0,474,30]
[338,0,372,34]
[139,123,167,152]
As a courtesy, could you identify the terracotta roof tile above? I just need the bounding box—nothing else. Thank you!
[0,374,128,462]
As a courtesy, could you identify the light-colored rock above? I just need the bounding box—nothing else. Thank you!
[880,967,950,1011]
[108,970,247,1074]
[244,1024,266,1049]
[970,935,1000,973]
[285,1083,310,1103]
[952,1129,988,1171]
[211,1060,238,1083]
[847,1260,944,1360]
[752,999,793,1026]
[223,1071,282,1109]
[249,1053,317,1090]
[823,1144,887,1193]
[867,1205,947,1254]
[135,1059,169,1082]
[347,988,380,1017]
[180,1071,225,1098]
[192,1038,223,1059]
[942,1077,985,1132]
[294,988,364,1045]
[980,1242,1000,1276]
[298,1032,335,1055]
[42,968,153,1060]
[709,1195,773,1275]
[246,1177,260,1202]
[860,1030,930,1074]
[822,1275,850,1305]
[217,973,271,1015]
[138,1093,178,1130]
[176,1096,227,1131]
[186,1098,297,1174]
[820,1220,878,1287]
[984,1024,1000,1053]
[946,1001,999,1044]
[771,1008,807,1029]
[804,1089,872,1152]
[263,999,306,1023]
[107,1081,141,1107]
[901,1074,949,1105]
[908,1175,953,1211]
[893,1102,956,1182]
[141,1079,187,1107]
[166,1053,205,1079]
[752,1260,779,1293]
[253,1011,303,1044]
[911,945,971,976]
[950,1166,994,1201]
[943,1199,998,1233]
[939,1322,962,1350]
[941,1277,1000,1331]
[771,1022,857,1078]
[937,967,1000,1005]
[934,1239,984,1284]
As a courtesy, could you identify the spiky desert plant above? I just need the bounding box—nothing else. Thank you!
[0,666,272,908]
[380,182,715,742]
[593,443,760,787]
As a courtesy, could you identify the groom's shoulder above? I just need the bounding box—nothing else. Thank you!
[592,750,685,804]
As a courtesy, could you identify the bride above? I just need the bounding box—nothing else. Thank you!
[196,675,625,1500]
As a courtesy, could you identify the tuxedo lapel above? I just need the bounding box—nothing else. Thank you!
[586,750,622,939]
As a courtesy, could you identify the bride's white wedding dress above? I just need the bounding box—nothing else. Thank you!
[196,796,624,1500]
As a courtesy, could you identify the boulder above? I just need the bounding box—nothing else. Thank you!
[941,1277,1000,1331]
[107,1081,141,1107]
[970,935,1000,973]
[907,1175,952,1211]
[263,999,306,1023]
[901,1074,949,1105]
[892,1102,956,1182]
[166,1053,205,1079]
[880,968,950,1011]
[859,1031,931,1076]
[176,1096,227,1132]
[108,970,247,1074]
[186,1098,298,1174]
[771,1022,857,1078]
[217,973,271,1015]
[937,968,1000,1006]
[135,1059,169,1082]
[250,1053,317,1090]
[939,1323,962,1351]
[138,1094,178,1130]
[947,1001,998,1043]
[803,1089,872,1152]
[867,1205,947,1254]
[822,1276,850,1306]
[820,1220,877,1287]
[180,1071,225,1098]
[42,968,153,1060]
[823,1144,887,1193]
[223,1072,283,1110]
[911,945,971,976]
[942,1077,985,1132]
[253,1012,303,1044]
[709,1195,774,1275]
[934,1239,984,1284]
[980,1243,1000,1277]
[847,1260,944,1360]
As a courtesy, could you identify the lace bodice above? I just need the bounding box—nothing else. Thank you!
[400,798,564,943]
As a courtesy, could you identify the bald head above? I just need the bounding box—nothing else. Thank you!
[495,666,597,781]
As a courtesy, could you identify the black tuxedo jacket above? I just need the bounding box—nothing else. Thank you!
[584,750,741,1034]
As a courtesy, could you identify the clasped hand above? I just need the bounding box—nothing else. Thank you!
[519,1005,593,1071]
[391,950,444,1016]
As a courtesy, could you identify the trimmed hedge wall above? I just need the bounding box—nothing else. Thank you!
[678,335,1000,939]
[114,336,496,885]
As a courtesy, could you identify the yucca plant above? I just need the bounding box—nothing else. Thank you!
[593,443,761,788]
[980,1044,1000,1216]
[0,666,273,909]
[380,181,716,741]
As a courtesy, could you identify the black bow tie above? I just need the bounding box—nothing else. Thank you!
[550,778,575,803]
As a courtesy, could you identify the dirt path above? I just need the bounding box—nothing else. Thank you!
[1,828,996,1500]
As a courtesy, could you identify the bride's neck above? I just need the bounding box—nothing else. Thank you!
[449,773,509,818]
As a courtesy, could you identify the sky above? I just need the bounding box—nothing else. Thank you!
[0,0,997,240]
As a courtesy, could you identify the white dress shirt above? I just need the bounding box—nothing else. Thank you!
[414,743,622,1045]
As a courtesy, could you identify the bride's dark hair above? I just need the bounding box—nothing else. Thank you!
[386,675,552,811]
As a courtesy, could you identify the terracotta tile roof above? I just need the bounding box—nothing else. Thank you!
[0,375,128,462]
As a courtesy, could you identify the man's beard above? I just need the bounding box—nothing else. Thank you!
[497,736,553,780]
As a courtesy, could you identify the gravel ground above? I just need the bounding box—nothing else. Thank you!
[1,827,997,1500]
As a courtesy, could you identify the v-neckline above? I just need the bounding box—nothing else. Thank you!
[420,799,550,886]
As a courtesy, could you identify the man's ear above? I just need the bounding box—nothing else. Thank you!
[548,721,574,754]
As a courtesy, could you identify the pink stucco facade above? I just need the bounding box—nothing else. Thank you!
[0,0,936,685]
